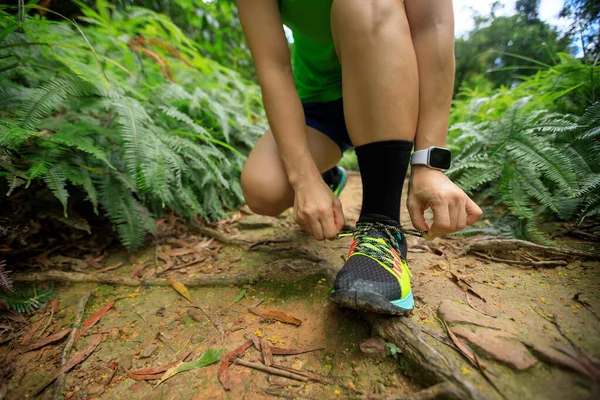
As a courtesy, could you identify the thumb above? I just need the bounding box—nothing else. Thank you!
[408,200,429,232]
[333,198,345,232]
[465,197,483,226]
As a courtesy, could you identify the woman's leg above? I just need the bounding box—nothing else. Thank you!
[241,127,342,217]
[329,0,420,314]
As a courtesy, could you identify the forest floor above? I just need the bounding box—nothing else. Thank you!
[1,173,599,400]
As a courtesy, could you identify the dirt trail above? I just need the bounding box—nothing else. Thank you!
[2,173,599,399]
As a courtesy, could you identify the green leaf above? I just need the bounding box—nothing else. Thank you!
[232,289,246,304]
[154,348,224,388]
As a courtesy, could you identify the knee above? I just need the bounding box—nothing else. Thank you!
[333,0,407,37]
[241,167,289,217]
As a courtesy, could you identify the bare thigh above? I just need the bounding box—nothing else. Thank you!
[241,126,343,216]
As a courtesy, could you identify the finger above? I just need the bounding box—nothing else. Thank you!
[429,202,451,239]
[333,199,345,233]
[321,211,338,240]
[310,214,325,241]
[408,200,430,232]
[457,196,468,231]
[294,210,312,237]
[465,197,483,225]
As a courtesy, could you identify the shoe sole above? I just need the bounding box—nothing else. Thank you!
[330,289,413,316]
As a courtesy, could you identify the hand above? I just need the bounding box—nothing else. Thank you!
[292,174,345,240]
[407,166,482,240]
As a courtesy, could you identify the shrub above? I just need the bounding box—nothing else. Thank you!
[0,1,265,249]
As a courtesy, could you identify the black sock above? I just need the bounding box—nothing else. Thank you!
[355,140,413,223]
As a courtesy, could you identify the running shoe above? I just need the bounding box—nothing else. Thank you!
[331,215,415,315]
[322,166,347,197]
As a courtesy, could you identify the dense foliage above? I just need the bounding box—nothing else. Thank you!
[0,1,264,250]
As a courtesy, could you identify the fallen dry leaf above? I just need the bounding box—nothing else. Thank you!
[260,338,273,366]
[124,369,163,381]
[35,334,103,394]
[249,307,302,326]
[442,318,477,366]
[75,301,114,343]
[218,340,252,390]
[465,293,496,318]
[21,315,48,345]
[155,348,223,388]
[97,262,123,274]
[19,328,71,353]
[167,278,192,302]
[126,351,191,381]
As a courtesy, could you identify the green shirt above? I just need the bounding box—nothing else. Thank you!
[279,0,342,103]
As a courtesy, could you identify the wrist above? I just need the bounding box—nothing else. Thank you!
[288,164,321,189]
[410,165,446,179]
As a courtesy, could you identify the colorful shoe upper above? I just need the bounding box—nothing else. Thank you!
[323,166,347,197]
[333,217,417,307]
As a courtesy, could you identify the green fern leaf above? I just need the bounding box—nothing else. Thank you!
[43,166,69,216]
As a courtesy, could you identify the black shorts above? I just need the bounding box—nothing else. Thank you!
[302,97,353,153]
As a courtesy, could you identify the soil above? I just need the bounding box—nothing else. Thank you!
[1,173,599,400]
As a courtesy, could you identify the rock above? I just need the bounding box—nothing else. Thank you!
[360,337,386,359]
[438,300,514,332]
[237,215,277,229]
[450,326,538,370]
[190,334,204,344]
[532,344,592,378]
[140,344,158,358]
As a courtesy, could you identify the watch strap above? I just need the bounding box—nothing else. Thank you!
[410,149,429,166]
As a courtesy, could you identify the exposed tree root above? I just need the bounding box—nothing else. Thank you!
[53,291,92,400]
[462,238,598,260]
[473,252,568,267]
[367,315,490,400]
[12,260,336,287]
[383,382,463,400]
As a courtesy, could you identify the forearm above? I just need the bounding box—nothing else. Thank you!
[259,68,319,186]
[407,2,455,151]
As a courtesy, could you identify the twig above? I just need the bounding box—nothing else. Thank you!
[233,359,308,382]
[473,252,567,267]
[53,291,92,400]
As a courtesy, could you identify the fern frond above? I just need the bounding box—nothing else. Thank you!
[508,135,576,194]
[578,101,600,127]
[17,78,93,130]
[578,195,600,223]
[0,260,13,292]
[43,165,69,216]
[0,287,56,314]
[499,167,535,220]
[575,173,600,197]
[50,125,114,169]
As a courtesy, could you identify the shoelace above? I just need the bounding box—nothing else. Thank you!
[338,221,422,278]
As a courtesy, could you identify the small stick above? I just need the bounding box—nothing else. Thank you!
[53,291,92,400]
[234,359,308,382]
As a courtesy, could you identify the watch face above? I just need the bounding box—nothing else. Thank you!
[429,147,452,170]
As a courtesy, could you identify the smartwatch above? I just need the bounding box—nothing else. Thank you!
[410,146,452,171]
